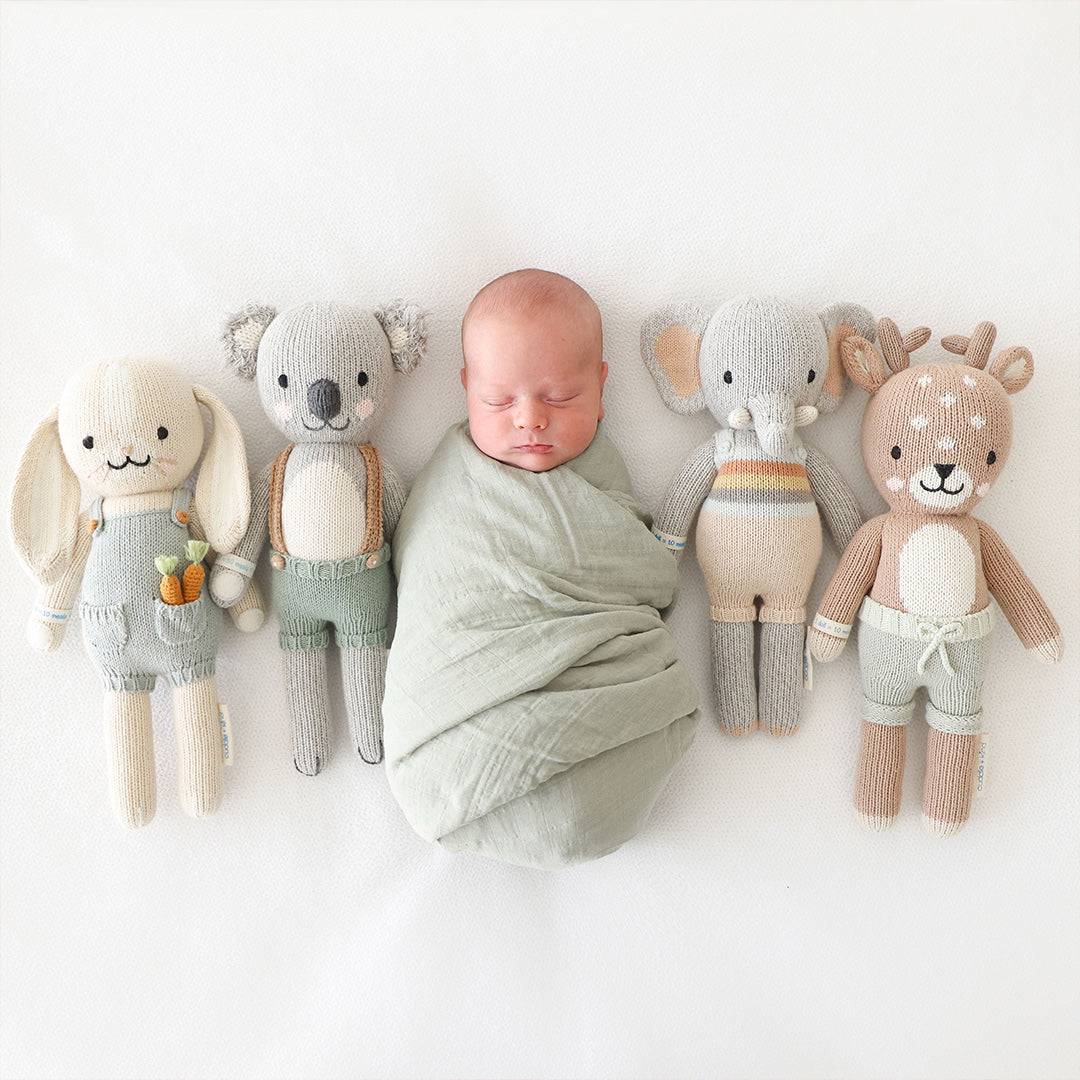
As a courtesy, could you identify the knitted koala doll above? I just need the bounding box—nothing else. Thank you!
[808,318,1063,835]
[10,359,259,827]
[217,300,427,775]
[641,296,874,736]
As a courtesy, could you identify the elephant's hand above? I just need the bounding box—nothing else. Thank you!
[808,625,846,663]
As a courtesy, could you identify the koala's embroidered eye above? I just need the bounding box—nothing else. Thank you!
[891,445,902,460]
[808,369,816,383]
[278,374,288,388]
[357,371,368,387]
[987,450,997,465]
[157,426,168,440]
[82,435,94,450]
[723,371,733,384]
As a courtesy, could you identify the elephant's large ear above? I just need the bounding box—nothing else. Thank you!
[222,304,277,379]
[640,303,710,415]
[817,303,875,413]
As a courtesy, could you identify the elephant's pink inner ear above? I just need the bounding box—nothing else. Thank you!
[654,324,702,399]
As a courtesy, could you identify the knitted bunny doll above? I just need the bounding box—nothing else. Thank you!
[808,318,1063,835]
[10,359,259,827]
[217,300,427,775]
[641,296,874,736]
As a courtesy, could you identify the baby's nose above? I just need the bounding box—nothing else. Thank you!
[515,402,547,429]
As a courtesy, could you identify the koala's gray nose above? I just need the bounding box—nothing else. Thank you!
[308,379,341,421]
[934,463,956,480]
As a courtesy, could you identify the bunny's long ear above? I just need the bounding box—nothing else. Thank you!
[192,386,250,554]
[10,406,82,585]
[640,303,710,415]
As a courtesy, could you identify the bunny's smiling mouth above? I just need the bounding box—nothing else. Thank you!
[107,455,153,470]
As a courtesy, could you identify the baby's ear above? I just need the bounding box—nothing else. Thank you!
[640,303,709,415]
[373,300,429,374]
[222,304,277,379]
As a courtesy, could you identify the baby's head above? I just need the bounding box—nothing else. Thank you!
[461,269,607,471]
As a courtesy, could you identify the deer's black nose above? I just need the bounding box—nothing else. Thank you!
[308,379,341,421]
[934,463,955,480]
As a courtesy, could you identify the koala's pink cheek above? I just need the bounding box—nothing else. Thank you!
[886,476,904,492]
[275,401,293,422]
[355,398,375,419]
[977,482,991,497]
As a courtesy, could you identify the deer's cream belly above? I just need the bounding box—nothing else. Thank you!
[281,458,366,561]
[898,522,976,616]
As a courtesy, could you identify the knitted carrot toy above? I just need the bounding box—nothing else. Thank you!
[156,557,183,605]
[183,541,210,602]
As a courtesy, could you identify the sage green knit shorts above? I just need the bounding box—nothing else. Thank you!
[272,545,391,651]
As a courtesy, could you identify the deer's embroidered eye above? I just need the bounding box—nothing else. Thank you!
[723,371,733,384]
[278,374,288,388]
[987,450,997,465]
[358,371,368,387]
[807,369,816,383]
[157,426,168,440]
[82,435,94,449]
[891,445,902,460]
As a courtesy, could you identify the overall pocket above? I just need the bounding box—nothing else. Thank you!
[79,603,129,663]
[155,596,208,646]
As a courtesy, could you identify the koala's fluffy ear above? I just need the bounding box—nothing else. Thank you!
[640,303,710,415]
[817,303,875,414]
[373,300,429,374]
[222,304,277,379]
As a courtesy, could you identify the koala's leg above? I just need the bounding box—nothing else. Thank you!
[854,719,906,831]
[758,621,804,736]
[103,690,156,828]
[710,620,757,736]
[284,648,332,776]
[341,645,386,764]
[173,675,223,819]
[922,728,979,837]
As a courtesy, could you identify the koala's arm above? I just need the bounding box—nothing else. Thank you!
[187,501,265,629]
[804,443,864,553]
[208,459,273,609]
[380,459,408,543]
[977,518,1063,664]
[27,512,92,653]
[808,515,885,662]
[652,439,715,556]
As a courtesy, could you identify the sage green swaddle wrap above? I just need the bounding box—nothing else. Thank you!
[383,422,700,868]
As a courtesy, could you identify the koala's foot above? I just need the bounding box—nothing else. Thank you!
[342,645,386,764]
[759,621,803,736]
[284,648,331,776]
[922,727,978,838]
[854,719,905,831]
[710,620,757,735]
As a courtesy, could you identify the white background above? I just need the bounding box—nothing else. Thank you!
[2,3,1078,1078]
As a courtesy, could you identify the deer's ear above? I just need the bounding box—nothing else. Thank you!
[988,345,1034,394]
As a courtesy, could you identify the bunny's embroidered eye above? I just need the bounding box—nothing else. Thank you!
[278,374,288,388]
[357,371,368,387]
[157,426,168,440]
[723,371,733,384]
[891,445,902,460]
[82,435,94,449]
[808,369,816,383]
[987,450,996,465]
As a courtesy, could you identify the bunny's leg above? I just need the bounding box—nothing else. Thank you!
[104,690,156,828]
[341,645,386,764]
[172,675,223,818]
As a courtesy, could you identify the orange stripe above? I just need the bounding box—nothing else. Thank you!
[717,460,807,477]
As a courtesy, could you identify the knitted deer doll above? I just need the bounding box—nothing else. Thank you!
[808,319,1063,835]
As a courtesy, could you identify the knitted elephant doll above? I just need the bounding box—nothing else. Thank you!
[10,359,259,827]
[217,299,427,775]
[641,295,874,736]
[808,318,1062,835]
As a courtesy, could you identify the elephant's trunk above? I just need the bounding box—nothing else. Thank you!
[748,393,796,457]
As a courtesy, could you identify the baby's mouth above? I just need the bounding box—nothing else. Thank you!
[515,443,552,453]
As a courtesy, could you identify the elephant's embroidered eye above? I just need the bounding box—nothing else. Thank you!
[157,426,168,440]
[357,371,368,387]
[808,369,816,383]
[82,435,94,449]
[278,374,288,388]
[987,450,996,465]
[891,445,902,460]
[723,370,733,384]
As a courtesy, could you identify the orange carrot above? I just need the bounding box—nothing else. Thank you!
[155,557,183,605]
[182,541,210,604]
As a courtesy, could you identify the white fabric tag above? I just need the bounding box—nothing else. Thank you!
[220,703,234,766]
[803,637,813,690]
[974,733,989,797]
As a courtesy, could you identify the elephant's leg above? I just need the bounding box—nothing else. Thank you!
[283,648,332,776]
[341,645,386,764]
[173,676,223,819]
[759,621,804,736]
[854,719,906,831]
[710,619,757,736]
[104,690,156,828]
[922,728,979,838]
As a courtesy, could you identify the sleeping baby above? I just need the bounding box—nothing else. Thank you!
[382,269,700,868]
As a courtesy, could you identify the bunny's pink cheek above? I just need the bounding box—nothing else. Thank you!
[275,402,293,422]
[886,476,904,492]
[355,399,375,419]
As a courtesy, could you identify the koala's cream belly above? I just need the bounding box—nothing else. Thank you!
[281,458,367,560]
[897,522,976,616]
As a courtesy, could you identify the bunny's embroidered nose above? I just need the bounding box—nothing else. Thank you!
[934,463,956,480]
[308,379,341,421]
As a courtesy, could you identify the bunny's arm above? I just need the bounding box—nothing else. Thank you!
[652,439,715,556]
[209,459,272,608]
[380,459,407,543]
[808,515,885,662]
[27,511,92,653]
[977,519,1063,663]
[804,444,864,553]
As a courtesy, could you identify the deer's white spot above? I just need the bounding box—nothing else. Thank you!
[970,415,986,429]
[939,393,956,408]
[963,375,978,388]
[937,436,956,451]
[916,374,933,389]
[910,415,929,429]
